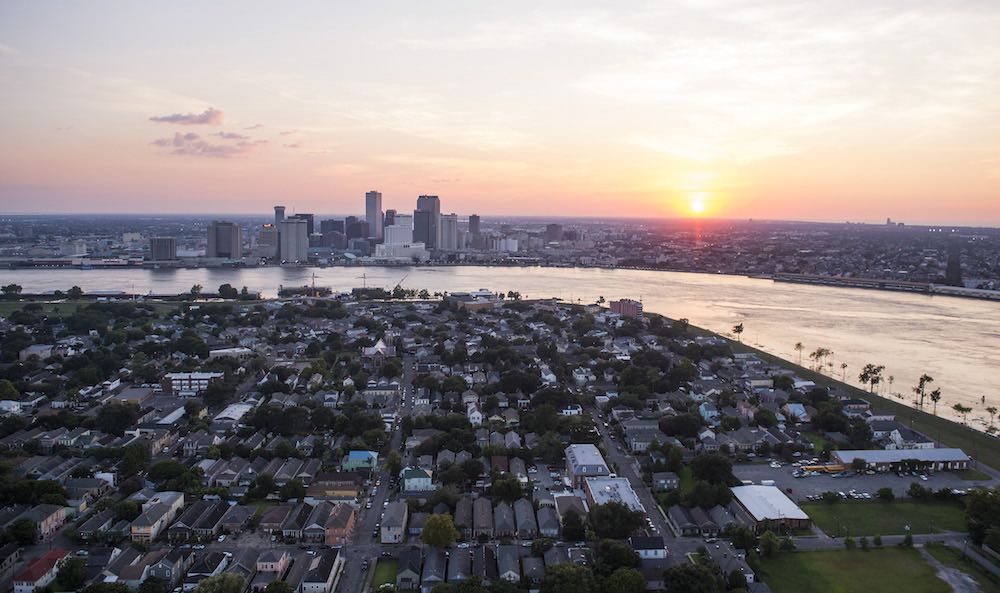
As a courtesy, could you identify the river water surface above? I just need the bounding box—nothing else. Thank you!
[3,266,998,428]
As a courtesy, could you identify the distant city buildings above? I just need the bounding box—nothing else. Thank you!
[206,221,242,259]
[416,195,441,249]
[148,237,177,261]
[279,219,309,263]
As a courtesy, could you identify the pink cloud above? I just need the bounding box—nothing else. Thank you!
[150,131,254,158]
[150,107,224,125]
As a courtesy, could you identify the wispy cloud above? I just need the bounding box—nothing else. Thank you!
[244,123,264,130]
[215,131,249,140]
[150,131,254,158]
[150,107,224,125]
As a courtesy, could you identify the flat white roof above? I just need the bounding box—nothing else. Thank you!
[585,477,645,513]
[565,444,609,475]
[832,448,969,464]
[731,485,809,522]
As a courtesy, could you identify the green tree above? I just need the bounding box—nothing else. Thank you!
[728,570,748,590]
[8,517,37,544]
[662,563,720,593]
[589,502,644,539]
[218,284,239,299]
[603,568,645,593]
[0,379,19,400]
[844,536,856,550]
[84,584,131,593]
[190,284,203,298]
[192,573,245,593]
[422,513,460,548]
[121,442,151,476]
[279,479,306,501]
[758,530,781,558]
[562,509,586,541]
[385,451,403,477]
[67,286,84,299]
[731,323,744,343]
[138,576,170,593]
[264,582,294,593]
[1,283,22,296]
[540,563,597,593]
[593,539,639,577]
[57,556,87,590]
[876,487,895,502]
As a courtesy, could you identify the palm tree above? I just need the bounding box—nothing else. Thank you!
[858,364,885,393]
[986,406,998,430]
[794,342,804,365]
[732,323,744,343]
[952,403,972,425]
[929,388,942,415]
[840,362,848,382]
[887,375,895,398]
[912,374,934,410]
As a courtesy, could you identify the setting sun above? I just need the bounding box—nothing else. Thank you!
[688,193,708,216]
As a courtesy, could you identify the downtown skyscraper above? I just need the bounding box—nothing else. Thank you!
[415,194,441,249]
[366,190,384,240]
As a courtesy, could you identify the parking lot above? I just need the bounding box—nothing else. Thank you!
[733,462,997,502]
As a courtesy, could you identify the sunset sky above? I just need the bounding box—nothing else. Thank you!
[1,1,999,224]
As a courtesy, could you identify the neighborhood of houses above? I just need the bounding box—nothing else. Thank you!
[0,289,993,593]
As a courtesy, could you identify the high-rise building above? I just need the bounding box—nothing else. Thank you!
[416,195,441,248]
[413,210,433,246]
[468,214,481,235]
[258,224,279,258]
[945,238,964,287]
[289,213,314,236]
[278,219,309,263]
[206,221,243,259]
[365,190,384,239]
[320,219,345,234]
[274,206,286,226]
[149,237,177,261]
[346,220,370,240]
[440,213,459,250]
[545,223,564,242]
[384,209,397,227]
[384,214,413,245]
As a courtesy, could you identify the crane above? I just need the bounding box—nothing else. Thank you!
[357,273,367,289]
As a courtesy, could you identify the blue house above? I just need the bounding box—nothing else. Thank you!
[342,450,379,471]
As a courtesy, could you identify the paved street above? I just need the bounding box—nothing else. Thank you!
[587,407,673,540]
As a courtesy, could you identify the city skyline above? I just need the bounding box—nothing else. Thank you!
[1,2,999,225]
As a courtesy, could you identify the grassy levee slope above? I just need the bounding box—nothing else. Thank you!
[686,321,1000,471]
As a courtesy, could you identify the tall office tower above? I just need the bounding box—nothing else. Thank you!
[468,214,481,235]
[290,213,314,236]
[258,224,279,258]
[345,215,358,229]
[384,209,397,227]
[346,220,370,240]
[148,237,177,261]
[545,223,564,242]
[440,213,459,250]
[365,190,384,239]
[274,205,286,226]
[320,219,345,234]
[278,219,309,262]
[206,221,243,259]
[413,210,433,246]
[416,194,441,248]
[384,213,414,245]
[945,238,964,287]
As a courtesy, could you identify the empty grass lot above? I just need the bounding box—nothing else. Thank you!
[372,559,397,589]
[924,542,1000,593]
[761,548,950,593]
[801,500,966,537]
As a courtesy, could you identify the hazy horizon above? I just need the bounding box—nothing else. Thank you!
[2,1,999,223]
